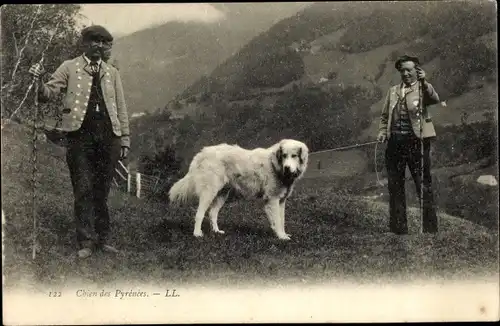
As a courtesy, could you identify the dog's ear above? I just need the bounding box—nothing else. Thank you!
[271,144,283,170]
[299,144,309,167]
[276,145,283,165]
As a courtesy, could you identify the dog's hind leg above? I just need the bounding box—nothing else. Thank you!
[193,190,218,238]
[208,188,230,234]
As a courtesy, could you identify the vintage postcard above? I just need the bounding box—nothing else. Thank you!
[2,2,499,324]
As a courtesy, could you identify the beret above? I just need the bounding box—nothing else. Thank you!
[395,55,420,70]
[81,25,113,42]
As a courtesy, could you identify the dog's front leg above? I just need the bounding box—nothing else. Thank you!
[264,199,290,240]
[279,198,291,238]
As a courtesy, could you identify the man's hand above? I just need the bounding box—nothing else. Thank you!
[377,132,387,143]
[416,66,426,81]
[120,147,129,160]
[28,63,45,79]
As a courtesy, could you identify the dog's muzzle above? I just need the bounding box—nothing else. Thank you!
[283,166,300,179]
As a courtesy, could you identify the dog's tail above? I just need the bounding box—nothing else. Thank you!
[168,174,195,205]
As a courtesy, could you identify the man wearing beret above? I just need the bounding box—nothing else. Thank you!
[377,55,441,235]
[29,25,130,258]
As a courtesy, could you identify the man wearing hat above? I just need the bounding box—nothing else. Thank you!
[28,25,130,258]
[377,55,441,235]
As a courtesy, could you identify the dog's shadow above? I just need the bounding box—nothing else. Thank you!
[148,217,276,244]
[148,218,193,243]
[224,223,273,238]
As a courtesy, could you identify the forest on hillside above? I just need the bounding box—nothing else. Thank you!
[127,1,498,192]
[179,1,496,100]
[132,82,378,154]
[131,87,497,191]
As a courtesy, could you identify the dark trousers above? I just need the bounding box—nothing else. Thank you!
[66,125,121,249]
[385,133,438,234]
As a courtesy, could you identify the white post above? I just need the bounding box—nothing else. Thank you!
[127,172,131,193]
[136,173,141,198]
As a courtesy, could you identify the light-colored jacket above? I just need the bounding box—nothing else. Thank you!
[39,55,130,148]
[378,81,440,139]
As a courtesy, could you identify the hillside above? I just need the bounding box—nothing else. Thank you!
[111,3,310,114]
[2,3,498,322]
[180,1,496,99]
[2,122,498,302]
[125,2,498,235]
[153,0,496,154]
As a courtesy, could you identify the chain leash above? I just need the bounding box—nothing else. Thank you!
[309,140,384,188]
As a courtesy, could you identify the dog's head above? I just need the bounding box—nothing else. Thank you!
[271,139,309,181]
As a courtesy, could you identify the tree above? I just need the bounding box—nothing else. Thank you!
[1,4,82,124]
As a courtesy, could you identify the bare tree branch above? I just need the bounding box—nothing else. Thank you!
[12,32,19,57]
[7,81,35,122]
[4,20,62,125]
[39,21,62,60]
[8,5,43,90]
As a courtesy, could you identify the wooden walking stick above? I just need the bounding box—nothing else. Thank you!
[418,74,425,234]
[28,22,61,260]
[32,71,41,260]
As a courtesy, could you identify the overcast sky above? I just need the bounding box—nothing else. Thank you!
[78,4,226,38]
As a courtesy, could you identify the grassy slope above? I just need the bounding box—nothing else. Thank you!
[2,124,498,291]
[303,162,499,231]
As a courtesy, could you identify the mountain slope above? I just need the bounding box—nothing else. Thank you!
[166,0,496,148]
[128,1,497,200]
[111,3,311,114]
[181,1,496,98]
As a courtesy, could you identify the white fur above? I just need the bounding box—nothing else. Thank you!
[168,139,309,240]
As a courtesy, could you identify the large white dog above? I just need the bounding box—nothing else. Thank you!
[168,139,309,240]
